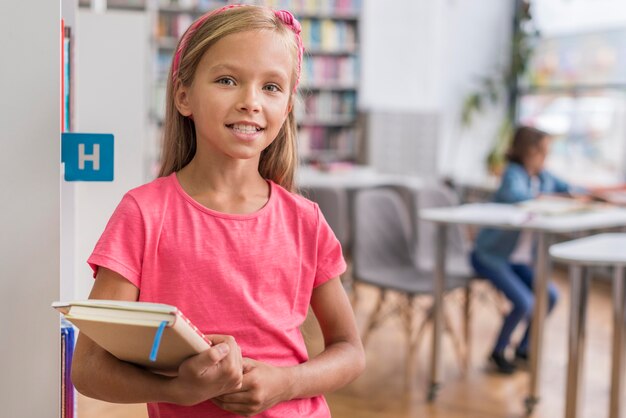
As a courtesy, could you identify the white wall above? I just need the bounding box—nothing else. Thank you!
[438,0,514,182]
[72,10,149,299]
[0,0,60,415]
[360,0,445,112]
[360,0,513,182]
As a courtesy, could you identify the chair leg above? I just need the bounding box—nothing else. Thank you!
[361,288,386,347]
[443,305,466,374]
[464,282,472,372]
[349,280,359,310]
[414,302,434,346]
[399,295,420,384]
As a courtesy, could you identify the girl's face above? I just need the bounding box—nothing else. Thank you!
[175,29,294,164]
[524,136,550,176]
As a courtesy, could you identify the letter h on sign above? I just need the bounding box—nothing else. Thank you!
[61,133,114,181]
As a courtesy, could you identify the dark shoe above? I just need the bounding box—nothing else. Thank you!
[515,350,528,361]
[490,351,517,374]
[514,350,529,369]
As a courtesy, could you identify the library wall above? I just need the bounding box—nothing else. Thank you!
[438,0,514,183]
[359,0,444,112]
[360,0,513,180]
[0,1,60,416]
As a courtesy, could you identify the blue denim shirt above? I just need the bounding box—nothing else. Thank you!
[474,162,572,260]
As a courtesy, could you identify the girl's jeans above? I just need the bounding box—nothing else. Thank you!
[470,251,558,354]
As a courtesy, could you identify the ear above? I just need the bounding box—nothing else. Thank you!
[285,97,294,115]
[174,83,193,117]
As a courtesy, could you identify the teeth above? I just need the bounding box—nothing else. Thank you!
[231,124,260,134]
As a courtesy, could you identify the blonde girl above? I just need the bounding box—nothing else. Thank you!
[72,5,365,417]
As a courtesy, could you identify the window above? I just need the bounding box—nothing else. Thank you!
[519,2,626,186]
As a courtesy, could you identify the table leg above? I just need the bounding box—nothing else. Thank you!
[565,265,589,418]
[609,265,625,418]
[526,232,551,414]
[428,222,447,401]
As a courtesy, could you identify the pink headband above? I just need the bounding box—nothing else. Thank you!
[171,5,304,92]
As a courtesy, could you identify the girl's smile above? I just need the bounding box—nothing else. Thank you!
[227,122,265,141]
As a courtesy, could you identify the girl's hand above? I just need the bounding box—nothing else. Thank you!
[211,358,293,416]
[168,335,243,406]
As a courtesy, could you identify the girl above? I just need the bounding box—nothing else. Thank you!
[71,5,365,418]
[471,126,575,374]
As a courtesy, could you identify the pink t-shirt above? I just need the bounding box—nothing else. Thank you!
[87,173,346,418]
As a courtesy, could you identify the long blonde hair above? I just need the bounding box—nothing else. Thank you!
[158,6,300,191]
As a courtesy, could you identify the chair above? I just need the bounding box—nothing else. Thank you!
[352,187,469,377]
[300,185,351,253]
[413,183,508,368]
[300,186,354,292]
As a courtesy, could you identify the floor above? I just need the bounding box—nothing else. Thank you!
[77,268,616,418]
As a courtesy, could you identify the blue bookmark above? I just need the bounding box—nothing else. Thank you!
[150,321,168,362]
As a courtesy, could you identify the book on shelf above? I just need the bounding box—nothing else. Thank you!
[61,21,72,133]
[52,300,211,373]
[61,320,75,418]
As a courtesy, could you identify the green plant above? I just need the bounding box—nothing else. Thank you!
[461,0,538,173]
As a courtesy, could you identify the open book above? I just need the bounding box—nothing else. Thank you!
[52,300,211,373]
[516,196,598,216]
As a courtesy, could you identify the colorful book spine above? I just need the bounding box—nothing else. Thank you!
[61,320,76,418]
[61,19,65,132]
[63,26,72,133]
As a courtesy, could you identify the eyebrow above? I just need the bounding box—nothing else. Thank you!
[208,63,289,82]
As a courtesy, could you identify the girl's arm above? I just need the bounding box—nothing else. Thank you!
[291,276,366,394]
[213,277,365,415]
[497,165,534,203]
[71,267,243,406]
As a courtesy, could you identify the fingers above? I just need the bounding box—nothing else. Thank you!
[203,343,231,366]
[242,357,257,373]
[183,344,229,376]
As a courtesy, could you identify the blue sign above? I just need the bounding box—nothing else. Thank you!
[61,133,114,181]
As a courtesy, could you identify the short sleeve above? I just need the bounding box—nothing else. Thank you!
[87,193,145,288]
[313,204,347,287]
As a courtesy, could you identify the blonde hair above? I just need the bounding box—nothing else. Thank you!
[158,6,300,191]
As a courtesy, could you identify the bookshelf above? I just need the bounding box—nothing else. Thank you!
[79,0,363,168]
[151,0,363,167]
[291,1,362,165]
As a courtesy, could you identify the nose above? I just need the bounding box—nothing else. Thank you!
[237,85,261,113]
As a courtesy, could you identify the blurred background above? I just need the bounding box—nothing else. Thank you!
[3,0,626,417]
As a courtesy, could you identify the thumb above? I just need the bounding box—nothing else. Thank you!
[211,342,230,360]
[199,343,230,366]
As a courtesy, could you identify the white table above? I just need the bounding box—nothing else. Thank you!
[297,165,424,256]
[419,203,626,411]
[550,233,626,418]
[297,165,423,190]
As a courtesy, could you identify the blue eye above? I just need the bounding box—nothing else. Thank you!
[216,77,235,86]
[264,84,281,93]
